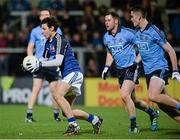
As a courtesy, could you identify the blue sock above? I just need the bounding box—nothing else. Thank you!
[53,109,59,119]
[27,109,33,118]
[87,114,94,123]
[176,103,180,110]
[129,116,136,127]
[68,117,76,124]
[145,107,155,117]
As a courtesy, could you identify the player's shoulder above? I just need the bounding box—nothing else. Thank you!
[121,26,136,35]
[103,31,109,38]
[55,33,69,45]
[31,26,40,32]
[103,32,109,42]
[149,24,165,37]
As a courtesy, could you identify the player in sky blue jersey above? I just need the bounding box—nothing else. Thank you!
[25,9,62,123]
[101,11,159,133]
[27,17,103,136]
[130,5,180,122]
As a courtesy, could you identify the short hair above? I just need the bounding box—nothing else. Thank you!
[131,5,147,18]
[40,17,58,31]
[104,10,120,20]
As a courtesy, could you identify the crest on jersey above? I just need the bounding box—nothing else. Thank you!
[50,45,55,51]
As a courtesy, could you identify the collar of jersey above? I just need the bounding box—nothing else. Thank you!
[108,24,121,36]
[49,33,57,43]
[140,22,152,32]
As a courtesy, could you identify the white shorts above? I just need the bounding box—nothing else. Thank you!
[62,71,83,96]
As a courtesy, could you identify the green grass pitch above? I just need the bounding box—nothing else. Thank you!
[0,104,179,139]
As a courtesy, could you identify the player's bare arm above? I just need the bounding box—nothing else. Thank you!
[105,52,114,67]
[163,42,178,71]
[27,42,34,56]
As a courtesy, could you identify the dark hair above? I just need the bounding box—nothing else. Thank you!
[40,17,58,31]
[131,5,147,18]
[104,10,120,20]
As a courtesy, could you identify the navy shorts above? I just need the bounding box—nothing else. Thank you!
[33,67,59,82]
[116,65,141,88]
[145,69,169,89]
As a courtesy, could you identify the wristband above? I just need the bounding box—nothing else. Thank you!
[105,65,110,68]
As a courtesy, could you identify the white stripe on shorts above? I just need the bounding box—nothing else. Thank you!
[62,71,83,96]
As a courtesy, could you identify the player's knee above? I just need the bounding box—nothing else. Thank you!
[121,92,131,101]
[148,92,157,102]
[52,92,62,101]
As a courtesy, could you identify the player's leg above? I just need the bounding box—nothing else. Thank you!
[158,103,180,122]
[65,94,103,134]
[26,78,43,122]
[121,80,139,133]
[52,98,61,121]
[49,80,61,122]
[157,88,180,122]
[52,72,83,136]
[148,76,179,110]
[131,91,159,131]
[52,81,80,136]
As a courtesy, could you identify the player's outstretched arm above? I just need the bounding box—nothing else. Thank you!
[163,42,180,82]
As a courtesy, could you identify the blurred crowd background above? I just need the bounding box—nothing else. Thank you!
[0,0,180,77]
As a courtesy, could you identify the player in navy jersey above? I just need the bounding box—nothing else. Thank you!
[25,9,63,123]
[27,17,103,136]
[130,5,180,122]
[101,11,159,133]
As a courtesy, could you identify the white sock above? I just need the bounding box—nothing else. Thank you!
[92,116,99,125]
[69,121,78,126]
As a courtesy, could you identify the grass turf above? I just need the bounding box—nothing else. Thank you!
[0,104,179,139]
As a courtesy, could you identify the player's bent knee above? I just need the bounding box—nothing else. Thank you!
[52,92,62,101]
[121,92,131,101]
[148,92,157,102]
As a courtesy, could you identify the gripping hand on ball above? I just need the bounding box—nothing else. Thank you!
[27,59,42,73]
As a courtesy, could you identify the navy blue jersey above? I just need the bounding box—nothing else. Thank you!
[103,26,136,69]
[29,26,62,59]
[133,23,168,74]
[43,33,80,78]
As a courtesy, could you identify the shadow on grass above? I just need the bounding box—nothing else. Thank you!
[140,127,180,137]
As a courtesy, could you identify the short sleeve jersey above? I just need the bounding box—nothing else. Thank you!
[103,26,136,69]
[133,23,168,74]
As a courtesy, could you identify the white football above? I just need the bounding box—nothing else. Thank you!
[23,55,37,71]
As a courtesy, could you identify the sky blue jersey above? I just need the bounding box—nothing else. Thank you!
[43,33,81,78]
[103,26,136,69]
[29,26,62,59]
[133,23,169,74]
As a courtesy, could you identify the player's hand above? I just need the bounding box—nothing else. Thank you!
[21,64,26,72]
[101,65,110,80]
[27,59,42,73]
[129,62,139,72]
[172,70,180,82]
